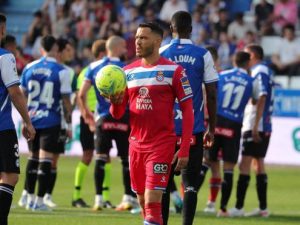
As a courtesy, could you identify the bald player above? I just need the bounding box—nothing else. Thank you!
[78,36,137,211]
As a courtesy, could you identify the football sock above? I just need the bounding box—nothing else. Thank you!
[103,163,111,201]
[235,174,250,209]
[145,202,163,225]
[182,186,197,225]
[208,177,222,202]
[121,157,132,196]
[220,170,233,211]
[256,174,268,210]
[0,184,14,225]
[37,159,52,198]
[47,168,57,195]
[94,158,106,195]
[198,163,209,189]
[73,161,88,200]
[25,157,39,194]
[169,178,177,192]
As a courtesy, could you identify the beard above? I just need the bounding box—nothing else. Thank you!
[136,43,154,58]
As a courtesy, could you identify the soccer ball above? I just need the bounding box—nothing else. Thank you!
[95,64,127,97]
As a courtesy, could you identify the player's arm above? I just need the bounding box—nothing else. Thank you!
[1,53,35,140]
[78,80,94,126]
[59,69,73,137]
[8,85,35,141]
[109,89,128,119]
[204,82,217,148]
[172,67,194,171]
[203,51,218,148]
[252,73,267,143]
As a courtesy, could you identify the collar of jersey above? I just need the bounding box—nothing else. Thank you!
[43,56,57,62]
[234,67,248,74]
[171,39,193,45]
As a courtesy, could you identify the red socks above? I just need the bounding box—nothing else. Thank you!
[144,202,163,225]
[209,178,222,202]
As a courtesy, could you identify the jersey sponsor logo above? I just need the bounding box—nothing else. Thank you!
[102,122,129,131]
[176,136,196,146]
[156,71,164,82]
[153,163,169,174]
[29,109,49,118]
[136,87,153,110]
[215,127,234,138]
[180,77,192,96]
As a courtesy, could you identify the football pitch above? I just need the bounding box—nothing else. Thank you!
[9,155,300,225]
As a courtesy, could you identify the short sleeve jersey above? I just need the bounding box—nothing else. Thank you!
[242,63,274,132]
[21,57,72,129]
[217,68,253,123]
[85,57,124,118]
[124,57,193,150]
[160,39,218,134]
[0,49,19,131]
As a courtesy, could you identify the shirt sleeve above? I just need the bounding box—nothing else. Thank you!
[172,66,193,102]
[84,66,93,83]
[257,73,268,97]
[203,51,218,83]
[59,68,72,94]
[0,53,20,88]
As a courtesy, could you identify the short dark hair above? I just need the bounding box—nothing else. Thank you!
[92,39,106,58]
[282,23,295,33]
[1,35,16,48]
[138,22,163,38]
[0,13,6,23]
[171,11,192,34]
[205,45,218,62]
[57,38,70,52]
[245,44,264,60]
[234,51,250,68]
[41,35,57,52]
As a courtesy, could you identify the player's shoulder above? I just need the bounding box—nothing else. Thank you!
[0,48,11,57]
[252,63,270,76]
[219,68,235,76]
[159,42,172,54]
[123,59,142,71]
[89,58,105,70]
[23,58,43,71]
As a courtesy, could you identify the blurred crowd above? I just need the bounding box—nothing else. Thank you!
[2,0,300,76]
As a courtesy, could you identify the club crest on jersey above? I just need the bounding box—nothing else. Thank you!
[180,76,192,96]
[136,87,153,110]
[156,71,164,82]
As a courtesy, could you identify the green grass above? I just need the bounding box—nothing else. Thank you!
[9,155,300,225]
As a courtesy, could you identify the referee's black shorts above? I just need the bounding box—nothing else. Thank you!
[79,116,95,151]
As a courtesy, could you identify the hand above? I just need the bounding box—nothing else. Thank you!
[203,130,214,149]
[22,122,36,141]
[109,91,125,104]
[252,127,262,143]
[82,109,95,132]
[172,151,188,173]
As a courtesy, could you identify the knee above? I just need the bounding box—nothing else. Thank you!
[1,173,19,186]
[82,151,93,165]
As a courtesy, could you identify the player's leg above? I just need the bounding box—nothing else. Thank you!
[161,163,175,225]
[218,123,241,216]
[20,130,40,209]
[170,177,183,214]
[72,116,94,207]
[32,126,60,211]
[93,117,111,210]
[180,134,203,225]
[229,131,253,216]
[144,142,174,225]
[246,132,271,217]
[115,123,136,211]
[203,135,221,214]
[44,153,59,208]
[198,152,210,190]
[0,130,20,225]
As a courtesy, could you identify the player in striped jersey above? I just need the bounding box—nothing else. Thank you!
[109,22,194,225]
[229,44,274,218]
